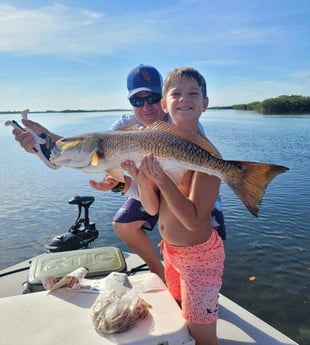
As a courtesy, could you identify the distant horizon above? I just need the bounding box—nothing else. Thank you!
[2,94,309,115]
[0,109,132,114]
[1,106,233,115]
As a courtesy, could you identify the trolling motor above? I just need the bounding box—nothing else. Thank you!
[45,196,99,252]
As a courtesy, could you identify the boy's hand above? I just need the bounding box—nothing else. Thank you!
[121,160,138,179]
[121,159,151,187]
[140,153,166,184]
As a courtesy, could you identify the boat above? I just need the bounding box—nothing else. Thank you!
[0,196,299,345]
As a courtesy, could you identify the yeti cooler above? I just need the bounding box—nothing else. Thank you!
[26,246,127,293]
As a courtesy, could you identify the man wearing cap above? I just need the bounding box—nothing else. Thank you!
[12,64,226,282]
[90,65,168,280]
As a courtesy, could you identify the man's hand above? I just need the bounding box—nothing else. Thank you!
[12,119,51,153]
[89,175,123,191]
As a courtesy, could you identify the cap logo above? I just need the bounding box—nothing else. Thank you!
[138,69,151,82]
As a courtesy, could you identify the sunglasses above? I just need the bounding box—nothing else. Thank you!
[129,93,162,107]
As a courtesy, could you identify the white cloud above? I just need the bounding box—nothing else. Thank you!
[0,2,286,57]
[0,3,164,56]
[0,1,309,110]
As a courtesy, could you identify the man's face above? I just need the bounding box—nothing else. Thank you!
[131,91,167,126]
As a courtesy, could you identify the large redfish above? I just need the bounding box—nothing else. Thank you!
[50,121,289,216]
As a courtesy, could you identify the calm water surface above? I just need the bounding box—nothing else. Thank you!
[0,110,309,345]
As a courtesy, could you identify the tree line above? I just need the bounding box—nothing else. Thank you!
[2,95,309,115]
[232,95,310,114]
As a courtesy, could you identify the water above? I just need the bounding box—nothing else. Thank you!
[0,110,309,344]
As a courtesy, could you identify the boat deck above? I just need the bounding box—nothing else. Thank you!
[0,250,299,345]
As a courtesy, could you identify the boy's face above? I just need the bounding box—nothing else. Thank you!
[161,76,208,126]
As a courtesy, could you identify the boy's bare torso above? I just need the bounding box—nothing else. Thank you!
[158,170,213,247]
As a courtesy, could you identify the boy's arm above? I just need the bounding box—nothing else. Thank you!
[122,160,160,215]
[141,154,220,231]
[137,176,160,216]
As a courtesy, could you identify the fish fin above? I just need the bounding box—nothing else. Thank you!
[226,161,289,216]
[106,169,126,182]
[147,121,222,158]
[116,124,144,131]
[91,152,100,166]
[165,168,187,185]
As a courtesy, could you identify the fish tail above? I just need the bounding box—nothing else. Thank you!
[225,161,289,216]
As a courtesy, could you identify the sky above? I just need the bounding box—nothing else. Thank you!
[0,0,309,111]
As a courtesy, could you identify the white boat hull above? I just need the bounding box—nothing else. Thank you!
[0,249,299,345]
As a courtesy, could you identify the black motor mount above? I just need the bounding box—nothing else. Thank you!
[45,196,99,252]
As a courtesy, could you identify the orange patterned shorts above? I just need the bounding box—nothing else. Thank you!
[161,229,225,324]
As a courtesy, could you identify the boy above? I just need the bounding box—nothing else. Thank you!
[124,67,225,345]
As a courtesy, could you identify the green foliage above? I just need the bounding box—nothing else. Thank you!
[233,102,262,112]
[232,104,248,110]
[261,95,310,114]
[233,95,310,114]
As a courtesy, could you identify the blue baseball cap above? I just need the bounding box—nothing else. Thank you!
[127,64,163,98]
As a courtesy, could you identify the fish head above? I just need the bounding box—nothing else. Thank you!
[51,134,102,170]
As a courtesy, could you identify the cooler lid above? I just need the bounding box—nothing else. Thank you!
[28,247,127,285]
